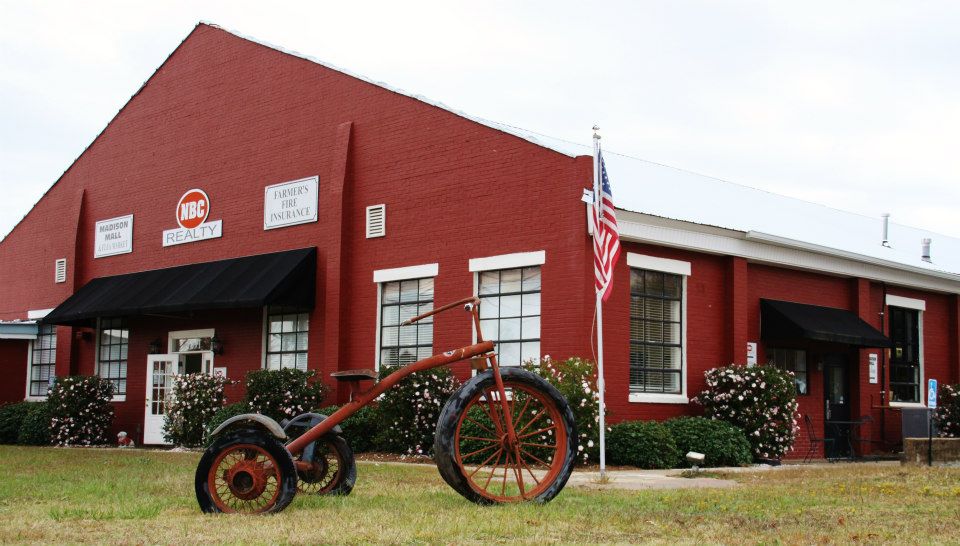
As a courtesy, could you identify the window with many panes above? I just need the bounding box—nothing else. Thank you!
[97,317,128,396]
[265,307,309,371]
[889,306,921,403]
[629,269,683,394]
[379,278,434,367]
[28,324,56,397]
[767,348,808,395]
[478,267,540,366]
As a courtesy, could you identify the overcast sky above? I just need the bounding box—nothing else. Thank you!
[2,1,958,240]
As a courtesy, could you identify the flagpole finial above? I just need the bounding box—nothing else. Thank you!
[592,125,601,140]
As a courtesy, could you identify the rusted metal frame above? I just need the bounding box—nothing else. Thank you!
[286,339,494,455]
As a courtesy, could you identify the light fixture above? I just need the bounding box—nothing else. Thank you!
[148,339,163,354]
[210,336,224,355]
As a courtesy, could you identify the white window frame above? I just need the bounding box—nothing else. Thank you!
[23,309,50,401]
[627,252,691,405]
[262,308,310,371]
[95,317,128,402]
[24,326,55,401]
[167,328,216,353]
[468,250,545,347]
[886,294,926,408]
[373,263,439,371]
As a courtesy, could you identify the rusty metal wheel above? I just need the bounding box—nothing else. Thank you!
[293,435,356,495]
[434,367,577,504]
[195,430,298,514]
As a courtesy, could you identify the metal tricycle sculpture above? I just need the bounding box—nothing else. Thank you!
[195,297,578,513]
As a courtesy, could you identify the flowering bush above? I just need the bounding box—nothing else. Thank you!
[694,364,799,460]
[373,365,460,456]
[164,373,231,447]
[245,368,329,423]
[606,420,680,469]
[526,356,602,464]
[48,376,115,446]
[935,383,960,438]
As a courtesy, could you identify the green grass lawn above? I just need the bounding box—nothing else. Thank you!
[0,446,958,545]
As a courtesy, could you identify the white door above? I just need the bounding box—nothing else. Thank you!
[144,354,181,445]
[144,351,216,445]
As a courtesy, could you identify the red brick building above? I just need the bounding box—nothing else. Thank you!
[2,23,958,456]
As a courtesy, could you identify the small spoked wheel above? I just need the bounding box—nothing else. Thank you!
[434,367,577,504]
[292,435,356,496]
[195,430,298,514]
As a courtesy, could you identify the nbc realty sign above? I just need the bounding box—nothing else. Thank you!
[162,188,223,247]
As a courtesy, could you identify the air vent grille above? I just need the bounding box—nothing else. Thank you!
[366,204,386,238]
[54,258,67,284]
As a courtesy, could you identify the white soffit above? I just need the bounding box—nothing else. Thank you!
[469,251,546,272]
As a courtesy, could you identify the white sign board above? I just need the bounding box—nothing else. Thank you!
[264,176,319,230]
[213,367,227,380]
[928,378,938,409]
[163,220,222,247]
[746,342,757,366]
[94,214,134,258]
[868,354,878,384]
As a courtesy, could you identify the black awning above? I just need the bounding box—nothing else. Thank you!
[760,299,892,348]
[43,248,316,326]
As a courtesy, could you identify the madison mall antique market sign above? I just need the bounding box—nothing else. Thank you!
[263,176,318,230]
[163,188,223,247]
[94,214,134,258]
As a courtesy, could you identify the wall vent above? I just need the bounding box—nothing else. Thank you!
[366,204,386,238]
[54,258,67,283]
[922,238,932,262]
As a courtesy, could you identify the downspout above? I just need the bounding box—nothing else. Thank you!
[880,282,887,448]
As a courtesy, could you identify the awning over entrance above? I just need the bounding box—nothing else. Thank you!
[42,248,316,326]
[760,299,892,348]
[0,321,38,339]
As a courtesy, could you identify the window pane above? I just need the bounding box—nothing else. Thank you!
[521,267,541,291]
[521,317,540,340]
[419,278,434,299]
[381,305,399,326]
[479,271,499,295]
[400,280,419,302]
[381,326,399,346]
[644,271,663,296]
[521,342,540,364]
[297,314,309,332]
[500,295,521,317]
[417,327,433,347]
[399,325,417,345]
[521,293,540,316]
[499,318,521,341]
[500,269,522,293]
[383,282,400,304]
[479,297,498,319]
[499,342,521,366]
[480,319,499,340]
[296,333,309,351]
[399,304,419,323]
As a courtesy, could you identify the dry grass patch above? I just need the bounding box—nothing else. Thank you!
[0,446,957,544]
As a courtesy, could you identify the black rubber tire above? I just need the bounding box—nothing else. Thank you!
[291,434,357,496]
[433,367,578,505]
[195,429,298,514]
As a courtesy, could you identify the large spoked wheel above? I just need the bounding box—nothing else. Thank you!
[434,367,577,504]
[292,435,356,496]
[195,430,298,514]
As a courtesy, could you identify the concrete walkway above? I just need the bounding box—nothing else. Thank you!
[567,468,739,491]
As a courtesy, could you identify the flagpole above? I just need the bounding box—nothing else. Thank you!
[592,126,607,480]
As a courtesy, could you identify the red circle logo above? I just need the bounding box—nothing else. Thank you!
[176,189,210,229]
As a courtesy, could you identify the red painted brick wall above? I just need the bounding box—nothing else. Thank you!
[0,340,28,404]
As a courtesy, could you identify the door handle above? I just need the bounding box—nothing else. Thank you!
[825,399,831,420]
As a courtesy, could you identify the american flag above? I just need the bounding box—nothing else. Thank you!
[593,151,620,301]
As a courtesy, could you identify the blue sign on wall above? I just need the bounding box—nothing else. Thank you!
[928,378,938,409]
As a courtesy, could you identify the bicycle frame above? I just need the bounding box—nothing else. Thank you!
[285,296,519,462]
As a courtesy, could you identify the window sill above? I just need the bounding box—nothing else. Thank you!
[111,396,127,403]
[24,396,47,403]
[629,393,688,404]
[889,401,925,408]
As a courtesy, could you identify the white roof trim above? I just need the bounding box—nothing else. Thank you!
[373,263,439,283]
[618,214,960,294]
[626,253,691,276]
[27,309,54,320]
[469,251,546,272]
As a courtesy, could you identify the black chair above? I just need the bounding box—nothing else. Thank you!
[804,414,835,463]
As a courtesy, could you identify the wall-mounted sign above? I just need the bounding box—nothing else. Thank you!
[263,176,319,230]
[928,378,938,409]
[746,342,757,366]
[868,354,878,384]
[94,214,134,258]
[162,188,223,247]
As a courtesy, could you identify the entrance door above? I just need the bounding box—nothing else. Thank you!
[823,354,851,458]
[143,352,214,445]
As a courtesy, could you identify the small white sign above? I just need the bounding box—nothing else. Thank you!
[746,342,757,366]
[928,378,938,409]
[213,367,227,379]
[94,214,134,258]
[264,176,319,230]
[868,354,879,384]
[162,220,223,247]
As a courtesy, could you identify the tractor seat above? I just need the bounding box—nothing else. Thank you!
[330,368,378,382]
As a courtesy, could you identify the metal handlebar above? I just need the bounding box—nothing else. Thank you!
[401,297,480,326]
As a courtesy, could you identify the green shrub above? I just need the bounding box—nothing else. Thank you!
[48,376,114,446]
[245,368,329,422]
[18,401,51,445]
[664,416,751,468]
[203,402,251,445]
[935,383,960,438]
[320,404,380,453]
[0,402,31,444]
[694,364,799,460]
[526,356,601,464]
[607,420,680,469]
[164,373,231,447]
[374,365,460,455]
